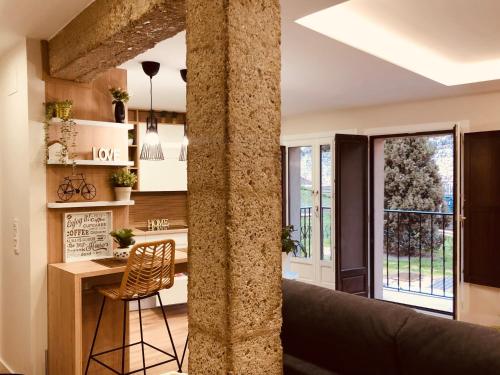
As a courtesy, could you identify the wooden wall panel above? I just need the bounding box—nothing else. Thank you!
[47,166,117,203]
[47,125,129,162]
[46,68,129,264]
[129,192,187,228]
[45,69,127,122]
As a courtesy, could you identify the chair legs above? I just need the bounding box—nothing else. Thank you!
[157,292,182,372]
[180,335,189,370]
[85,296,106,375]
[137,298,146,374]
[121,300,128,374]
[85,294,181,374]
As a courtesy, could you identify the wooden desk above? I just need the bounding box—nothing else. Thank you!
[48,250,188,375]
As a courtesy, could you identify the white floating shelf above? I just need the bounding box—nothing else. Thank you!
[47,200,135,209]
[47,159,135,167]
[50,118,134,130]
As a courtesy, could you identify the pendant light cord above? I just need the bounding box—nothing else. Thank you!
[149,76,153,127]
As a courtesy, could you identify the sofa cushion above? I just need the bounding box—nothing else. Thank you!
[284,353,340,375]
[397,313,500,375]
[282,280,416,375]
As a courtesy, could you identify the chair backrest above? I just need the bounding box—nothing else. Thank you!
[118,239,176,299]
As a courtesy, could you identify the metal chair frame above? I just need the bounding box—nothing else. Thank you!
[84,240,182,374]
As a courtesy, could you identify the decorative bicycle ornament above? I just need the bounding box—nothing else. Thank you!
[57,173,97,201]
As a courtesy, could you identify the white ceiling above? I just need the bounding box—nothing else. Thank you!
[282,0,500,116]
[0,0,93,53]
[296,0,500,85]
[3,0,500,117]
[120,32,187,113]
[122,0,500,117]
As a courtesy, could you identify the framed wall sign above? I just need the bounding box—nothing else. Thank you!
[63,211,113,262]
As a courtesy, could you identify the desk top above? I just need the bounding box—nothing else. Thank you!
[49,248,188,278]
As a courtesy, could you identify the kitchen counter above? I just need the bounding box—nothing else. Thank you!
[48,249,188,374]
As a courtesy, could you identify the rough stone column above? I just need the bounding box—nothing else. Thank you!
[186,1,282,374]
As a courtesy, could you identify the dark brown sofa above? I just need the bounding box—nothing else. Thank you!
[282,279,500,375]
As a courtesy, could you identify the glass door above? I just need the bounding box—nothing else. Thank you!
[286,140,334,288]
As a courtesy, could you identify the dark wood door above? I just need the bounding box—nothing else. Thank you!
[464,132,500,288]
[335,134,369,296]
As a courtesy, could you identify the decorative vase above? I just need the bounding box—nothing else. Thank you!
[114,186,132,201]
[128,138,134,146]
[114,101,125,123]
[114,245,131,259]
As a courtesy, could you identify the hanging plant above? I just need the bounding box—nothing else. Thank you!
[43,100,78,165]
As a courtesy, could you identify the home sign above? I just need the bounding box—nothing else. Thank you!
[63,211,113,262]
[93,147,121,161]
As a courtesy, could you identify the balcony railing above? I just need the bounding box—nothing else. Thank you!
[383,209,454,299]
[300,207,312,258]
[299,207,331,259]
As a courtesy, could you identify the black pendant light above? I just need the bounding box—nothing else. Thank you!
[179,124,188,161]
[140,61,164,161]
[179,69,188,161]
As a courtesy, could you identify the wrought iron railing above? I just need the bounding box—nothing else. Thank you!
[299,207,331,259]
[300,207,312,257]
[383,209,454,298]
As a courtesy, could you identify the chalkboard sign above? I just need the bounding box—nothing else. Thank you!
[63,211,113,262]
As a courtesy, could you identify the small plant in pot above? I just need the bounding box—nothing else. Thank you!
[282,225,306,275]
[110,169,137,201]
[110,228,136,259]
[109,87,130,123]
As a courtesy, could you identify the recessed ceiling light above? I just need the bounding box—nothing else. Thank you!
[296,2,500,86]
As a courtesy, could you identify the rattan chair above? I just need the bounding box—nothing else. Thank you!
[84,239,181,375]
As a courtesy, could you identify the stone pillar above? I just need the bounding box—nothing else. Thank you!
[186,1,282,374]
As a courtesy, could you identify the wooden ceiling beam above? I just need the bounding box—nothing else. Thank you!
[47,0,185,82]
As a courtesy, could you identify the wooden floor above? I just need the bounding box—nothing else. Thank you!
[0,362,8,374]
[129,304,188,374]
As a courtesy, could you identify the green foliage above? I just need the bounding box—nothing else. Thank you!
[282,225,306,256]
[109,87,130,103]
[384,137,448,256]
[110,169,138,187]
[43,101,77,164]
[110,228,136,249]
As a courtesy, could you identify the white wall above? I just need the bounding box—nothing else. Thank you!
[283,91,500,326]
[27,38,48,375]
[0,38,47,374]
[0,38,32,374]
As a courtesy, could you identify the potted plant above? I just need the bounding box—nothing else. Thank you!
[110,228,136,259]
[43,100,77,165]
[55,99,73,120]
[109,87,130,123]
[282,225,306,276]
[128,131,134,146]
[110,169,137,201]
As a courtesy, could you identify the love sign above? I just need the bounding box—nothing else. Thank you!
[93,147,121,161]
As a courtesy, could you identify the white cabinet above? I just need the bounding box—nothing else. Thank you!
[138,123,187,191]
[134,231,187,249]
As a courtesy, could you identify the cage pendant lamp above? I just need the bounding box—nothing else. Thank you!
[178,69,188,162]
[140,61,164,161]
[179,124,188,161]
